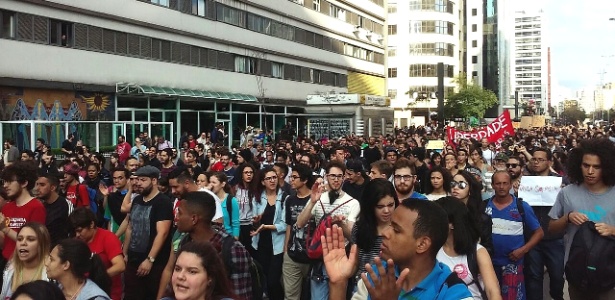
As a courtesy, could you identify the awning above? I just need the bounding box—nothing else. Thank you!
[116,83,258,102]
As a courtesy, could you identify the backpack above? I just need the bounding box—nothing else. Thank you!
[565,221,615,293]
[75,184,106,226]
[480,196,532,245]
[467,245,489,300]
[434,272,466,299]
[220,235,265,300]
[307,198,354,260]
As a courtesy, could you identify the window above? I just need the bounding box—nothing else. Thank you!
[388,68,397,78]
[472,24,477,32]
[313,0,321,12]
[0,10,15,38]
[272,62,284,78]
[150,0,170,7]
[388,3,397,14]
[472,71,478,77]
[472,56,478,63]
[409,20,453,35]
[472,8,477,16]
[409,42,454,57]
[49,19,73,47]
[311,69,322,83]
[234,56,256,74]
[191,0,205,16]
[388,47,396,57]
[388,24,397,35]
[388,89,397,99]
[248,14,271,34]
[216,4,246,28]
[330,4,345,20]
[409,64,454,77]
[472,40,477,47]
[409,0,453,13]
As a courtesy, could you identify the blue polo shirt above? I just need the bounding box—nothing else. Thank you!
[364,261,472,300]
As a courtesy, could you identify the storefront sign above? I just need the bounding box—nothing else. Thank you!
[307,94,389,106]
[446,110,514,145]
[360,95,390,107]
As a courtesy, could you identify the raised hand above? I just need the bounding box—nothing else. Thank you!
[322,225,357,284]
[361,257,410,300]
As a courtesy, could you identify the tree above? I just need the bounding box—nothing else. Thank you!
[560,107,587,125]
[443,75,498,119]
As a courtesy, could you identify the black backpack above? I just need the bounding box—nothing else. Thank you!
[565,221,615,293]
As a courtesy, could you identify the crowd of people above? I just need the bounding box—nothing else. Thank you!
[0,122,614,300]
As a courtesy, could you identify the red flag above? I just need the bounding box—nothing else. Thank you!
[447,111,514,146]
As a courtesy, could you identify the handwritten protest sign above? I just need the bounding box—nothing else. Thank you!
[518,176,562,206]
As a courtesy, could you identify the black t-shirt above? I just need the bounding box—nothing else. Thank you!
[415,163,430,194]
[363,146,382,166]
[285,194,310,226]
[61,140,74,152]
[342,177,370,201]
[127,192,173,266]
[108,190,127,226]
[44,196,70,246]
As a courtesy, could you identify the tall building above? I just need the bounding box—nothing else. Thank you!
[512,7,548,116]
[386,0,460,126]
[0,0,388,149]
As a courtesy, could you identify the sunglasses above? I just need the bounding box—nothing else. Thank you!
[450,181,468,189]
[506,163,519,168]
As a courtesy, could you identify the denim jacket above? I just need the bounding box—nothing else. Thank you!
[251,189,287,255]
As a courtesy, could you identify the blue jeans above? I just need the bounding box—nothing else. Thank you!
[311,264,329,300]
[525,238,565,300]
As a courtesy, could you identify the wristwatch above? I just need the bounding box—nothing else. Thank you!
[147,256,155,263]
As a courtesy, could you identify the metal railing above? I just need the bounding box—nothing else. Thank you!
[0,121,174,152]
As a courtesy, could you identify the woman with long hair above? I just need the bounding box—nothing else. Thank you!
[108,153,120,169]
[250,167,286,300]
[424,166,452,201]
[450,171,493,255]
[435,197,501,300]
[429,152,443,169]
[352,179,398,275]
[68,208,125,300]
[209,172,240,239]
[45,239,111,300]
[234,163,258,256]
[161,242,235,300]
[0,223,51,299]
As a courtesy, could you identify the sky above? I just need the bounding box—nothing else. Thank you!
[543,0,615,91]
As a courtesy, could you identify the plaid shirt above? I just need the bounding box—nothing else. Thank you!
[181,228,252,300]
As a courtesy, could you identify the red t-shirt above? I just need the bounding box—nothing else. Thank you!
[65,184,90,208]
[89,228,123,300]
[1,198,46,259]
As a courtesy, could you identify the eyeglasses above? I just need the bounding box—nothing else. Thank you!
[393,175,415,182]
[264,176,278,182]
[290,175,301,181]
[327,174,344,180]
[450,181,469,189]
[506,163,519,168]
[531,158,548,163]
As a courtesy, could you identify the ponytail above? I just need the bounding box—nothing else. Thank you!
[55,239,111,295]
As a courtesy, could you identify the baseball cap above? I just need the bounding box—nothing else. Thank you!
[495,153,509,161]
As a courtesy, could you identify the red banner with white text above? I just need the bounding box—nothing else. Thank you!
[447,110,514,146]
